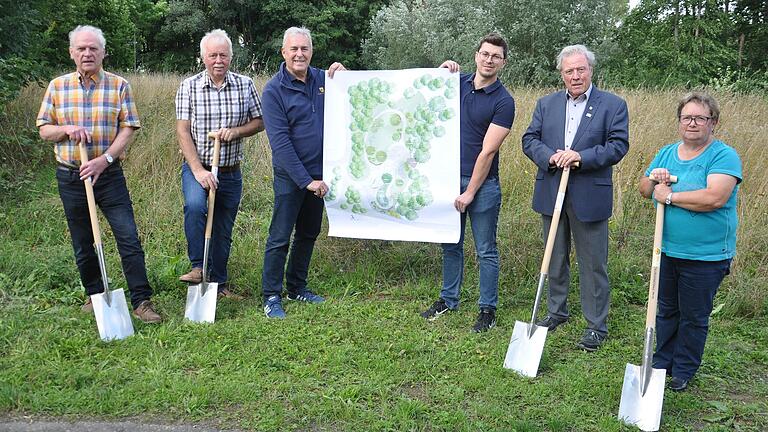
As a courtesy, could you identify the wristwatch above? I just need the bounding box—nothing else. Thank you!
[104,152,114,165]
[665,193,673,205]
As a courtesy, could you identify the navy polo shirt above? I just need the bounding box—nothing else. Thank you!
[459,73,516,178]
[262,62,326,189]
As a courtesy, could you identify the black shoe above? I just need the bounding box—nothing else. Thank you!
[420,298,450,320]
[577,330,607,352]
[535,315,568,332]
[472,308,496,333]
[669,377,689,391]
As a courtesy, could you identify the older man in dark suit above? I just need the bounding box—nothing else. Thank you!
[522,44,629,351]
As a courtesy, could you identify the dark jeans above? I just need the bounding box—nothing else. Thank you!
[261,169,324,300]
[653,254,731,380]
[56,164,152,308]
[181,162,242,284]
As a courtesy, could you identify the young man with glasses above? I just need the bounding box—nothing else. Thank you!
[522,45,629,351]
[420,33,516,332]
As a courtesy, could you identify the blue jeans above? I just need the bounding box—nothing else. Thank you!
[181,163,242,284]
[56,164,152,309]
[653,254,731,380]
[440,176,501,310]
[261,169,324,300]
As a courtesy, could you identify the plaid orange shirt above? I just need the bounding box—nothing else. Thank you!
[36,69,141,165]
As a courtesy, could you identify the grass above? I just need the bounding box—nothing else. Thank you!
[0,75,766,431]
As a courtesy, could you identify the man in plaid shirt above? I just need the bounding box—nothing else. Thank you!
[176,29,264,298]
[37,25,162,323]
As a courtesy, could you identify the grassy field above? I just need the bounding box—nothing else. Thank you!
[0,75,766,431]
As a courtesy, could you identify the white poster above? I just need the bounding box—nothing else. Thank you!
[323,68,461,243]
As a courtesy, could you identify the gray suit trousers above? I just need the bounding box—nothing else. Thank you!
[541,197,610,335]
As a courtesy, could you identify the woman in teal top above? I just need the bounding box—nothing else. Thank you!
[638,92,742,392]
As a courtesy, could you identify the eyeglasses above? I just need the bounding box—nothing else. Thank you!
[679,115,712,126]
[477,51,504,63]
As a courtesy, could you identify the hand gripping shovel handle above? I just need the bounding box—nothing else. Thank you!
[78,142,111,305]
[200,132,221,290]
[644,175,677,328]
[640,174,677,394]
[204,132,221,241]
[528,162,576,333]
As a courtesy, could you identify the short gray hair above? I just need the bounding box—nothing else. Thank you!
[69,25,106,50]
[282,27,312,50]
[200,29,233,58]
[677,92,721,123]
[556,44,595,71]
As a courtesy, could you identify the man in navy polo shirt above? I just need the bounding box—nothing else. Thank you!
[260,27,345,319]
[420,33,516,332]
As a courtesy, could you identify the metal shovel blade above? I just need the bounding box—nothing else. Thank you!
[503,321,548,377]
[184,281,218,323]
[618,362,666,431]
[91,289,134,341]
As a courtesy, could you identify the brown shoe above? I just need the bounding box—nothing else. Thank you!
[179,267,202,284]
[81,297,93,313]
[133,300,163,323]
[218,287,245,301]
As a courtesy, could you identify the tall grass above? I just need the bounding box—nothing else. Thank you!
[1,75,766,317]
[1,74,767,431]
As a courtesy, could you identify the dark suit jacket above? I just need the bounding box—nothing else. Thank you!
[522,86,629,222]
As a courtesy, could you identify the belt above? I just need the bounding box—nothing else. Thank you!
[203,163,240,173]
[57,161,121,172]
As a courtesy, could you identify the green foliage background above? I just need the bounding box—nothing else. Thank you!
[2,0,767,104]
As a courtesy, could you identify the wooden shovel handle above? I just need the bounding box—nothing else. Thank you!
[645,203,664,328]
[78,142,102,247]
[645,174,678,328]
[540,165,573,273]
[204,133,221,240]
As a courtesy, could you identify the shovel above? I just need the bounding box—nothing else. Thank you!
[503,163,574,377]
[618,174,677,431]
[79,142,135,342]
[184,132,222,323]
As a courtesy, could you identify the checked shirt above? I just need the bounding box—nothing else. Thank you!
[175,71,263,167]
[36,70,141,165]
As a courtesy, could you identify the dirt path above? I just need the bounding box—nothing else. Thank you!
[0,418,238,432]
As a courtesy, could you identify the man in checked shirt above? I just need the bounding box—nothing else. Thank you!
[37,25,162,323]
[176,29,264,298]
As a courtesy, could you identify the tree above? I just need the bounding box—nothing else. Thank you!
[362,0,497,70]
[361,0,626,86]
[143,0,390,73]
[0,0,48,106]
[498,0,626,86]
[604,0,741,88]
[733,0,768,71]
